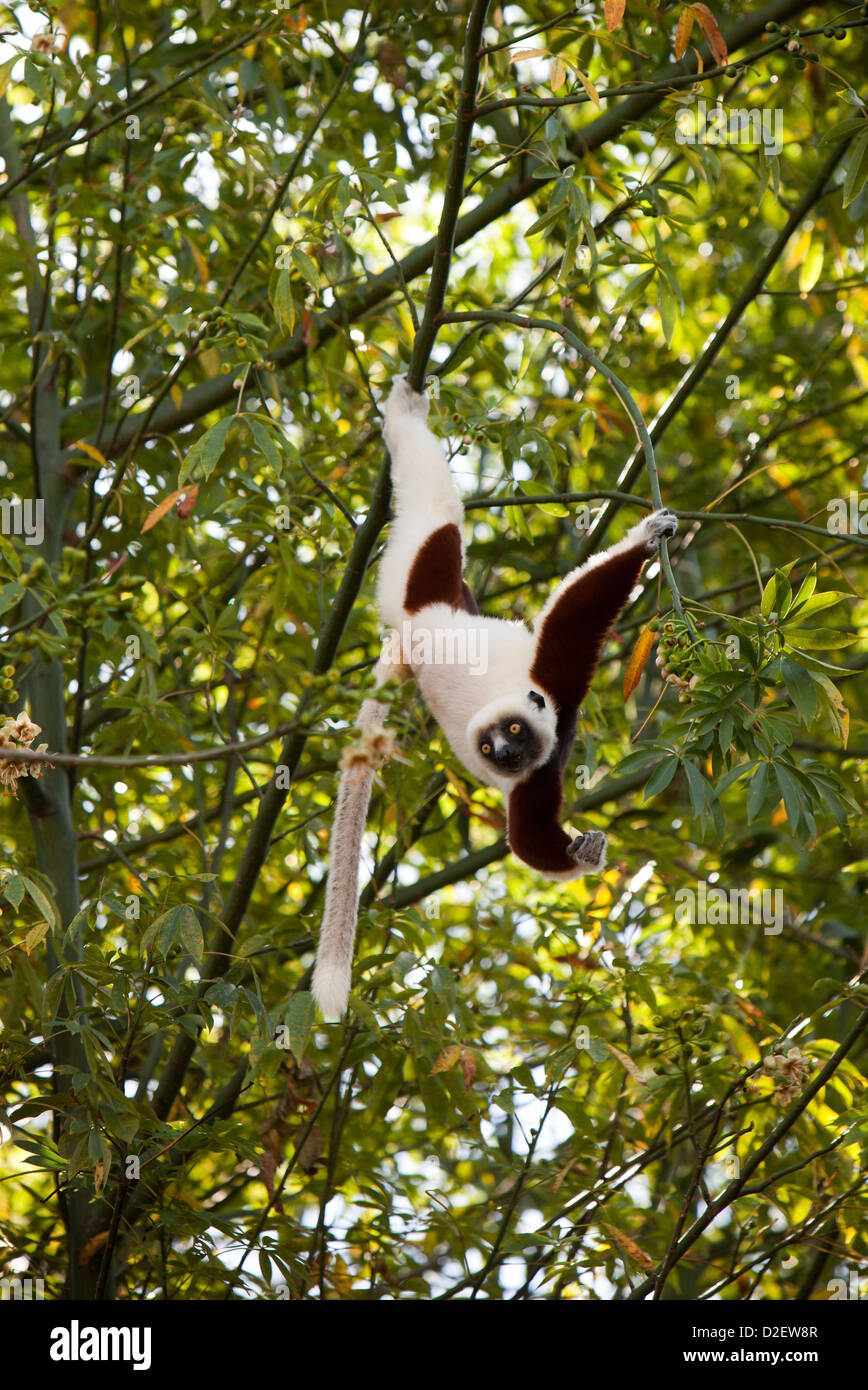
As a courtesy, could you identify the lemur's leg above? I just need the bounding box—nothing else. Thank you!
[377,379,469,633]
[530,509,677,713]
[314,381,468,1018]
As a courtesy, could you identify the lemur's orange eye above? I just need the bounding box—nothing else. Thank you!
[481,743,491,755]
[509,723,521,734]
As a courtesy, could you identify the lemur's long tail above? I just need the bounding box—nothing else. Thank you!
[312,697,390,1018]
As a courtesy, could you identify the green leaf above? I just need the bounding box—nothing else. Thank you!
[18,875,60,932]
[287,991,316,1062]
[780,658,818,727]
[246,417,284,476]
[177,905,204,960]
[0,582,26,616]
[2,873,25,910]
[842,129,868,208]
[718,710,734,752]
[643,756,679,800]
[760,570,791,620]
[683,761,712,816]
[785,628,856,650]
[290,246,321,289]
[24,54,52,100]
[658,278,678,346]
[272,268,296,334]
[612,267,654,310]
[525,204,565,237]
[180,417,234,485]
[819,116,868,144]
[747,762,770,822]
[774,764,803,831]
[790,567,816,610]
[786,591,848,621]
[141,907,182,957]
[714,761,756,799]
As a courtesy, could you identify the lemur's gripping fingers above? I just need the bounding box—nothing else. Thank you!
[567,830,607,870]
[639,508,677,553]
[382,376,429,450]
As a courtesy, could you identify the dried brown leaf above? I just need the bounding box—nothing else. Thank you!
[605,0,626,33]
[691,2,728,65]
[674,6,695,60]
[601,1222,656,1271]
[430,1044,462,1076]
[623,624,656,701]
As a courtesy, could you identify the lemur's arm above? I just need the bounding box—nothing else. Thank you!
[507,510,677,879]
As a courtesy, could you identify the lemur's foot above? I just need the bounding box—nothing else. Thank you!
[567,830,607,871]
[638,508,677,553]
[383,376,429,447]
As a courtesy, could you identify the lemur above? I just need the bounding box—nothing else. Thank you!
[312,379,677,1016]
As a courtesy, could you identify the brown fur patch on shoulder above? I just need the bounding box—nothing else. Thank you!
[405,523,465,613]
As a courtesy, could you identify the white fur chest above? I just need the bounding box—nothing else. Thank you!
[405,604,541,789]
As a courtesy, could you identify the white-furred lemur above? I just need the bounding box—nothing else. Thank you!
[312,378,677,1016]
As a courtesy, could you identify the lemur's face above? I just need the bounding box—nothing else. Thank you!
[477,712,545,777]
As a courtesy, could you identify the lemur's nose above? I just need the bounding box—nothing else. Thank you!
[495,743,520,767]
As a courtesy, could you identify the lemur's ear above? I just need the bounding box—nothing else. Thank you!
[528,690,545,710]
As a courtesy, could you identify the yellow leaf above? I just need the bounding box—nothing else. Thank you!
[23,921,49,955]
[79,1230,109,1266]
[601,1222,656,1271]
[606,1042,646,1085]
[553,1157,579,1194]
[785,228,811,273]
[550,56,566,91]
[574,68,601,109]
[430,1045,462,1076]
[72,440,108,467]
[605,0,626,33]
[141,489,184,533]
[799,240,824,294]
[510,47,549,62]
[623,624,656,701]
[674,7,695,60]
[185,235,210,287]
[200,347,220,378]
[0,56,17,100]
[330,1254,351,1298]
[284,3,307,32]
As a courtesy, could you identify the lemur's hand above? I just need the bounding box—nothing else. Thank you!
[566,830,607,871]
[636,508,677,553]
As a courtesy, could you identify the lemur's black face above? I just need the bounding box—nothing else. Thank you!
[478,715,545,777]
